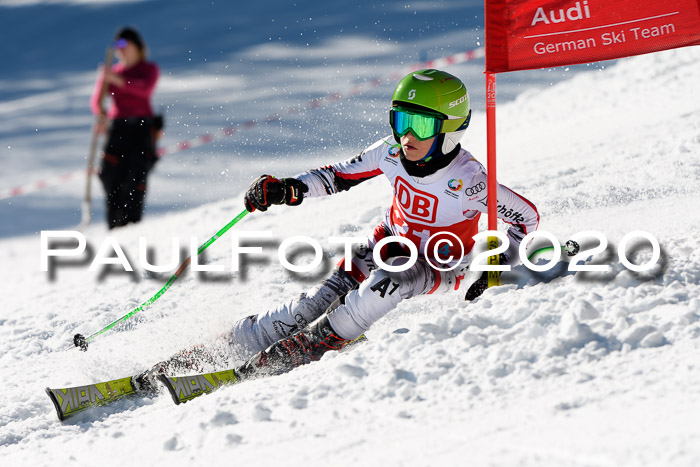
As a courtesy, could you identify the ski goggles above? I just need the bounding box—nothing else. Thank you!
[390,107,469,141]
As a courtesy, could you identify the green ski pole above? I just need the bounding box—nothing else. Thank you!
[71,209,250,351]
[527,239,580,262]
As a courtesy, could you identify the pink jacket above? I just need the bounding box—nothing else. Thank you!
[91,60,159,119]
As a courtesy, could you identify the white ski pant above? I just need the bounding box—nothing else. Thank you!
[229,268,357,356]
[328,256,462,340]
[229,260,464,356]
[229,223,466,356]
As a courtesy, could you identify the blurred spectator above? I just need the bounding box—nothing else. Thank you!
[91,26,161,229]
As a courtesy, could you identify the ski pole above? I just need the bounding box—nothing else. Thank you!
[527,239,580,262]
[79,47,114,231]
[71,208,250,351]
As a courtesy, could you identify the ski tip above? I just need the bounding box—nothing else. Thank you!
[156,374,182,405]
[45,387,65,422]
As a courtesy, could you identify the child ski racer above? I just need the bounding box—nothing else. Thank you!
[221,69,540,378]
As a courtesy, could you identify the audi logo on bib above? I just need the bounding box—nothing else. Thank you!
[394,176,438,223]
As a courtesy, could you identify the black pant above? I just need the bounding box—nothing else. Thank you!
[99,118,158,229]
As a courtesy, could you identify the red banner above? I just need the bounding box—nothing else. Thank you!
[486,0,700,72]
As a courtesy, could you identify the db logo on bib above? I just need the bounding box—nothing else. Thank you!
[394,176,438,223]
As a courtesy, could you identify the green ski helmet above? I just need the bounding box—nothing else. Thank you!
[391,69,471,156]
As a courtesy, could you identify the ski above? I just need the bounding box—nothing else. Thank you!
[157,333,367,405]
[45,368,240,421]
[158,369,240,405]
[45,375,143,421]
[47,333,367,420]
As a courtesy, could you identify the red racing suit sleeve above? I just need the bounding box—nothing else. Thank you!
[462,170,540,264]
[295,138,390,197]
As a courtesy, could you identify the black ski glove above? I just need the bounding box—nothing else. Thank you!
[465,253,508,301]
[244,175,308,212]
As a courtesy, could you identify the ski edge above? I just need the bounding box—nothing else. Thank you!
[45,387,66,422]
[158,369,240,406]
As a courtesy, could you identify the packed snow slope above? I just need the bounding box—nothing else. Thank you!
[2,1,700,466]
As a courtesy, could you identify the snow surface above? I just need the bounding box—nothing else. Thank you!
[1,1,700,466]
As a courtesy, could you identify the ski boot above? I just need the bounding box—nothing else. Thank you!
[237,314,350,380]
[132,362,167,394]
